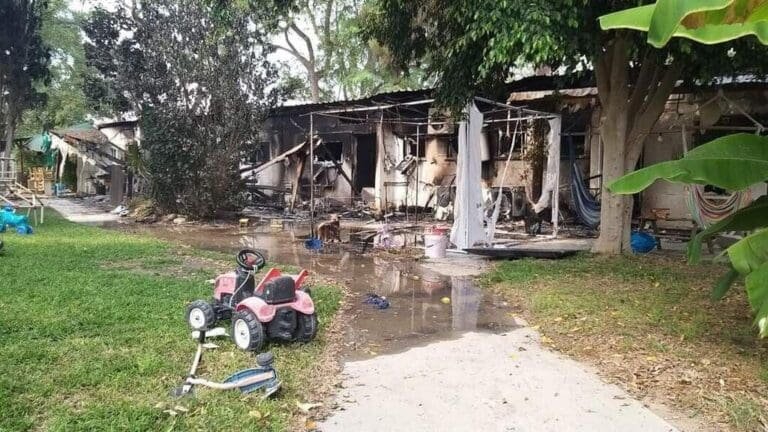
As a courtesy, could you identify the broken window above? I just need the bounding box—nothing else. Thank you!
[317,141,343,162]
[404,135,426,158]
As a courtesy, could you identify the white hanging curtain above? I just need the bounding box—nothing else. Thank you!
[450,102,486,250]
[532,116,562,234]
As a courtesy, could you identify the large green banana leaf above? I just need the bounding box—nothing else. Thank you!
[608,133,768,194]
[718,230,768,335]
[688,195,768,263]
[745,262,768,336]
[600,0,768,47]
[726,229,768,275]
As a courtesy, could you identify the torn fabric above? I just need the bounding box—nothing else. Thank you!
[532,117,561,216]
[450,102,486,250]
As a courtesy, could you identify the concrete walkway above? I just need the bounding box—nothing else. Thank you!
[320,329,678,432]
[46,197,119,225]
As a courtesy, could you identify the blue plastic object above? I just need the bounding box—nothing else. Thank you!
[631,231,656,254]
[363,293,390,310]
[0,207,32,235]
[304,237,323,250]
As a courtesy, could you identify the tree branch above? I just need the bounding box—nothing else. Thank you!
[594,53,611,110]
[303,0,321,40]
[289,22,316,66]
[271,43,311,68]
[626,63,682,169]
[627,49,658,118]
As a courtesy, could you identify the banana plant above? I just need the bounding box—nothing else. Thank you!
[608,134,768,336]
[601,0,768,337]
[600,0,768,48]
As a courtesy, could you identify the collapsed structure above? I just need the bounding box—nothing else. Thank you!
[246,75,768,249]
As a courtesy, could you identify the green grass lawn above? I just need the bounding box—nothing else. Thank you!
[0,213,342,431]
[486,254,768,431]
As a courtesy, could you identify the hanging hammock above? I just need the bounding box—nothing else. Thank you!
[568,136,601,228]
[686,185,750,228]
[679,94,760,228]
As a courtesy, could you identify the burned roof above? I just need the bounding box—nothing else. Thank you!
[52,123,109,145]
[270,88,435,117]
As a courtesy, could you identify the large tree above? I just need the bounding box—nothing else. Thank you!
[363,0,766,253]
[0,0,50,154]
[18,0,89,136]
[83,0,287,218]
[273,0,427,102]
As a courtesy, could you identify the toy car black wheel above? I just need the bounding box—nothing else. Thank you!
[295,313,318,343]
[186,300,216,330]
[232,310,265,351]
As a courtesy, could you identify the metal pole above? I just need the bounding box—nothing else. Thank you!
[415,124,420,223]
[309,113,315,238]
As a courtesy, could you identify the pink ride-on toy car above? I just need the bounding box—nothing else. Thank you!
[186,249,318,352]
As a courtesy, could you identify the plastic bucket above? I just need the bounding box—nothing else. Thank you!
[424,233,448,259]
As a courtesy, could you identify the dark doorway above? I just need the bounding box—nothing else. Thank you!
[355,134,377,192]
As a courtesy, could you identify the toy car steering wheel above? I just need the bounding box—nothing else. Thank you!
[236,249,266,271]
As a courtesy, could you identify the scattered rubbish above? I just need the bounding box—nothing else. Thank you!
[161,213,177,223]
[239,218,250,228]
[110,204,127,215]
[296,401,323,414]
[363,293,390,310]
[173,217,187,225]
[440,297,451,305]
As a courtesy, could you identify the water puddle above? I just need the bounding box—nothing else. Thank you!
[114,221,517,359]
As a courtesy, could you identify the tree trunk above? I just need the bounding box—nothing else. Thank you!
[591,36,681,254]
[4,115,15,158]
[593,118,630,253]
[308,68,321,103]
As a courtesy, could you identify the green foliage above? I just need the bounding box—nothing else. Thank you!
[18,0,89,137]
[609,133,768,337]
[83,0,286,218]
[603,1,768,337]
[0,0,51,151]
[273,0,427,102]
[608,133,768,194]
[361,0,766,111]
[600,0,768,47]
[0,212,342,431]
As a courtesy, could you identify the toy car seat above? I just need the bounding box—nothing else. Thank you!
[261,276,297,305]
